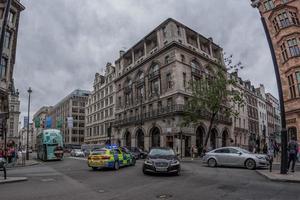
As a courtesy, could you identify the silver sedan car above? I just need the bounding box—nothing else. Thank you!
[202,147,269,170]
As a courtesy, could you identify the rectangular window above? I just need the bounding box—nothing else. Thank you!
[296,72,300,96]
[281,43,288,61]
[110,107,113,116]
[272,18,280,32]
[290,12,300,25]
[4,31,11,49]
[166,73,172,89]
[278,12,290,28]
[287,38,300,57]
[8,11,14,24]
[109,85,113,93]
[110,96,113,104]
[151,80,160,95]
[264,0,274,11]
[0,57,7,79]
[118,97,122,107]
[288,74,296,98]
[183,72,186,88]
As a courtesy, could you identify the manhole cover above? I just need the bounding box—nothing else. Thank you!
[98,190,105,193]
[41,178,55,182]
[156,194,172,199]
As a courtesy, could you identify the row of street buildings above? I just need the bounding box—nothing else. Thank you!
[0,0,24,148]
[30,18,282,156]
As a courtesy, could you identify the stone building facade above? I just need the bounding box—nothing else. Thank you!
[49,89,90,145]
[252,0,300,141]
[112,18,232,155]
[85,63,116,144]
[0,0,24,145]
[6,87,20,145]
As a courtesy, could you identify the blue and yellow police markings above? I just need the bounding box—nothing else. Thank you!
[87,145,135,170]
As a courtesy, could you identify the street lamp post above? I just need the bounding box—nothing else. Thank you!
[251,1,288,174]
[26,87,32,160]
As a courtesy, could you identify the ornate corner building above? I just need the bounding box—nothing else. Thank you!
[252,0,300,141]
[0,0,24,145]
[112,18,232,154]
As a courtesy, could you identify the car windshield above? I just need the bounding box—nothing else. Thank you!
[149,149,175,156]
[238,148,251,154]
[91,149,106,155]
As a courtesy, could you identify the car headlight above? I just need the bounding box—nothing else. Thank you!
[144,159,153,165]
[256,156,265,160]
[170,160,180,166]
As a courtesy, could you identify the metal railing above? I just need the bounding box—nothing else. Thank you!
[113,104,232,127]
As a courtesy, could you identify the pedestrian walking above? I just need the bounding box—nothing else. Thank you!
[191,145,197,160]
[267,143,274,172]
[262,143,268,154]
[287,137,299,173]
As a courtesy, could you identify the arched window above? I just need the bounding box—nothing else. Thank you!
[150,63,159,73]
[138,72,144,80]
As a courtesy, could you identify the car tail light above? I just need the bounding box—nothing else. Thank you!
[88,156,91,160]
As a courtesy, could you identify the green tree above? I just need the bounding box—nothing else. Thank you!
[183,58,244,151]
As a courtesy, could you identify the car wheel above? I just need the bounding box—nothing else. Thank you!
[92,167,98,171]
[245,159,256,170]
[114,161,120,170]
[208,158,217,167]
[143,168,148,175]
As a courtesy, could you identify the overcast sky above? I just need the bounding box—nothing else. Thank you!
[15,0,276,124]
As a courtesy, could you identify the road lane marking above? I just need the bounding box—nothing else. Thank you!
[67,157,87,161]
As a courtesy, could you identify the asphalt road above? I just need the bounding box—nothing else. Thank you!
[1,157,300,200]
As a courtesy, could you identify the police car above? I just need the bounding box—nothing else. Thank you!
[87,145,136,170]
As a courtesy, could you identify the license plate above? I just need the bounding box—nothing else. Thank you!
[156,167,167,172]
[92,161,104,166]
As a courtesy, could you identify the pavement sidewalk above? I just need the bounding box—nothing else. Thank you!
[0,177,28,184]
[256,170,300,183]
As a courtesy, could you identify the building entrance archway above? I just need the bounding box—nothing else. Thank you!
[222,130,229,147]
[196,126,205,153]
[124,131,131,147]
[151,127,160,147]
[136,129,144,150]
[210,129,217,149]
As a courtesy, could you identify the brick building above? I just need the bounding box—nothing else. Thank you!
[252,0,300,141]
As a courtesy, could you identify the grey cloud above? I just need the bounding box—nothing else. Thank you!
[15,0,277,123]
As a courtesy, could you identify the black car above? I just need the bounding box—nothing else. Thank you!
[143,147,180,175]
[121,147,139,159]
[130,147,148,159]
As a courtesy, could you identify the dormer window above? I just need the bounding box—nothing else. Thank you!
[264,0,274,11]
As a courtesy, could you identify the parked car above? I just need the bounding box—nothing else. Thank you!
[130,147,148,159]
[143,147,180,175]
[202,147,268,170]
[88,145,135,170]
[70,149,85,157]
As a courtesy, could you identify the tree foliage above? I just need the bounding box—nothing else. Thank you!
[182,59,244,150]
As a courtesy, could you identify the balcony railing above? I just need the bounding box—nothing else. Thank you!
[113,104,232,127]
[113,104,184,127]
[135,79,145,87]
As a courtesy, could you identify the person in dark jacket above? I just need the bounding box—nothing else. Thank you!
[287,137,299,173]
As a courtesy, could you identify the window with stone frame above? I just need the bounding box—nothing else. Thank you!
[150,79,160,96]
[166,73,172,89]
[183,72,186,88]
[289,11,300,25]
[288,74,296,98]
[137,85,144,101]
[4,31,11,49]
[278,12,290,28]
[287,38,300,57]
[272,18,280,32]
[296,71,300,96]
[264,0,274,11]
[165,55,170,64]
[1,57,8,78]
[280,42,288,61]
